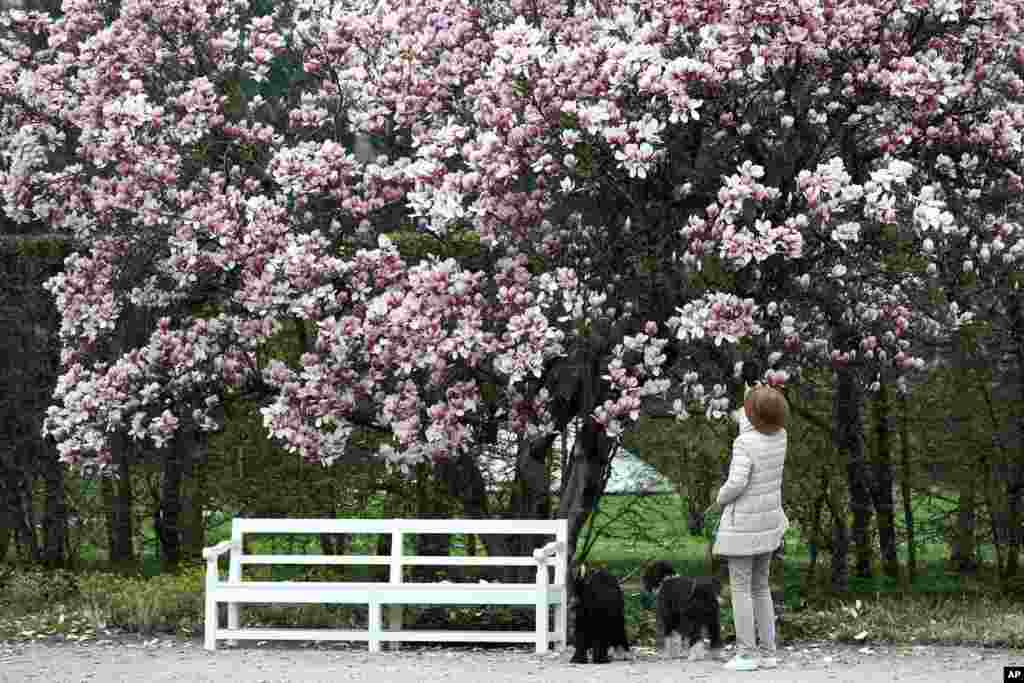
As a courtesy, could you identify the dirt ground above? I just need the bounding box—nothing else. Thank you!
[1,637,1020,683]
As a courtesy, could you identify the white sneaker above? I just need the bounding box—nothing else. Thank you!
[722,654,759,671]
[759,656,779,668]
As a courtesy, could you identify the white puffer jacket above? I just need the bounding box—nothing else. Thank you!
[712,426,788,557]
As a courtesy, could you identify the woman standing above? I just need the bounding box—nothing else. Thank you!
[710,385,789,671]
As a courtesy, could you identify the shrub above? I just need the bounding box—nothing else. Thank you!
[78,566,205,635]
[0,567,80,611]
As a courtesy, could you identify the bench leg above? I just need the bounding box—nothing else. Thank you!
[535,596,549,654]
[387,606,403,651]
[553,602,564,651]
[368,600,381,653]
[227,602,239,647]
[204,596,217,651]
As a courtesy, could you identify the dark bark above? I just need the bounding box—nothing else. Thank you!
[442,450,491,521]
[374,533,392,581]
[687,444,718,536]
[557,418,614,568]
[0,459,10,561]
[0,506,9,562]
[435,451,491,578]
[40,440,68,568]
[950,478,979,573]
[1007,325,1024,579]
[1006,478,1022,579]
[106,434,135,570]
[871,380,900,579]
[0,458,26,562]
[156,433,186,572]
[101,475,117,562]
[835,365,873,579]
[412,464,453,582]
[556,418,615,643]
[504,432,556,579]
[806,483,827,583]
[899,392,916,584]
[319,533,352,556]
[828,466,850,592]
[180,435,208,562]
[11,471,40,563]
[0,235,71,566]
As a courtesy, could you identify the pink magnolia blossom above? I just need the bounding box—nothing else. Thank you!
[1,0,1020,468]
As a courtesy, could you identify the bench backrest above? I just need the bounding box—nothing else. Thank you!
[227,518,569,585]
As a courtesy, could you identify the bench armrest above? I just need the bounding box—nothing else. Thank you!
[532,540,565,563]
[202,540,233,560]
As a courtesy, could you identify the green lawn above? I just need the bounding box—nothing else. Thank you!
[583,492,1008,602]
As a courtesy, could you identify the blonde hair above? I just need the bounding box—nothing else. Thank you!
[745,385,788,434]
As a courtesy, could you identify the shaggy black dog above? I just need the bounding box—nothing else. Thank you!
[570,568,629,664]
[642,560,723,660]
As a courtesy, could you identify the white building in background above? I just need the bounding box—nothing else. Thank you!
[602,449,675,495]
[481,423,675,496]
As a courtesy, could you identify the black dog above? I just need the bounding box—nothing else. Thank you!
[642,560,723,660]
[570,567,629,664]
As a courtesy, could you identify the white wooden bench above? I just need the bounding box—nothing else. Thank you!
[202,518,569,653]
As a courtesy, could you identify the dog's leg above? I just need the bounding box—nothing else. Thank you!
[687,622,706,661]
[654,605,666,653]
[708,611,724,659]
[708,610,723,650]
[659,634,675,659]
[570,626,588,663]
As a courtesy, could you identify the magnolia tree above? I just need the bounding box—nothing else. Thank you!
[1,0,1022,577]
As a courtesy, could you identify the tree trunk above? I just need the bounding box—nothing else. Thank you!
[374,532,392,582]
[687,444,717,536]
[899,392,916,584]
[828,465,850,592]
[806,478,827,584]
[107,435,135,570]
[156,434,186,572]
[557,417,614,645]
[438,448,504,580]
[950,478,978,573]
[1007,302,1024,579]
[443,450,491,521]
[871,380,900,579]
[1005,479,1021,579]
[40,440,68,568]
[412,463,453,583]
[836,365,873,579]
[506,432,556,580]
[1006,332,1024,578]
[557,418,614,569]
[436,451,492,579]
[0,511,8,562]
[13,471,40,563]
[180,434,208,563]
[0,458,19,563]
[101,474,117,562]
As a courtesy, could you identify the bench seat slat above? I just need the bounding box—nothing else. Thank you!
[217,628,558,644]
[239,555,390,565]
[210,581,566,605]
[238,554,539,567]
[234,518,567,535]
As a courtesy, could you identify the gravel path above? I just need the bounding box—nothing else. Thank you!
[1,637,1021,683]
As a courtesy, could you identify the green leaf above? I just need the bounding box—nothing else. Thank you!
[512,77,530,98]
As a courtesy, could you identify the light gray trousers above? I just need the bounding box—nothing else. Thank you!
[726,553,776,656]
